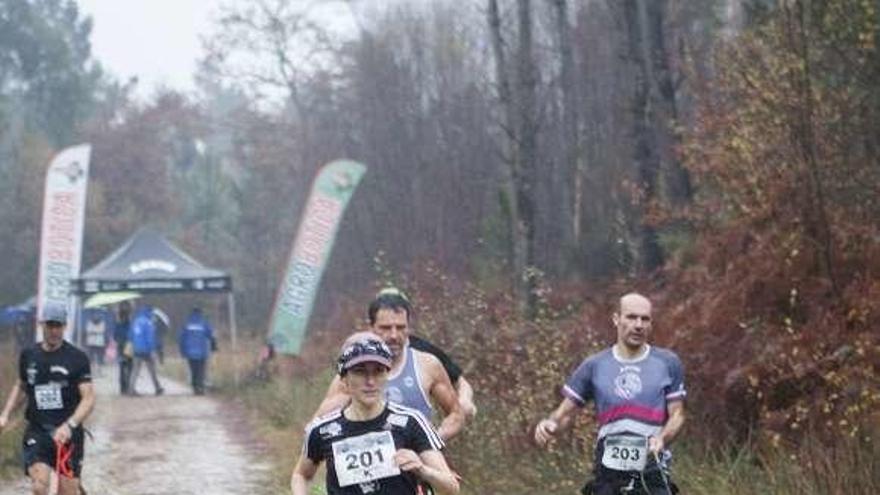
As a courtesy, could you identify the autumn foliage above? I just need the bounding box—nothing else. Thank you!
[675,0,880,448]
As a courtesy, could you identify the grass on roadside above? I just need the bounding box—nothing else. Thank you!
[0,342,24,480]
[186,338,880,495]
[204,341,335,493]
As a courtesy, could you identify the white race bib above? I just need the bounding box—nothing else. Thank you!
[86,324,106,346]
[34,383,64,410]
[601,435,647,471]
[332,431,400,487]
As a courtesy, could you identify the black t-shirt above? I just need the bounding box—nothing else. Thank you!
[305,402,444,495]
[18,341,91,427]
[409,335,463,385]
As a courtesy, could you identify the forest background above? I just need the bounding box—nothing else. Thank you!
[1,0,878,493]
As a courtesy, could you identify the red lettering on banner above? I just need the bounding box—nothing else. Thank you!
[292,196,343,266]
[43,191,80,263]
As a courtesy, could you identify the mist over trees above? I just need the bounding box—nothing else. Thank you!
[1,0,879,489]
[0,0,875,353]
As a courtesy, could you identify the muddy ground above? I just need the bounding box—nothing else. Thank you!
[0,363,274,495]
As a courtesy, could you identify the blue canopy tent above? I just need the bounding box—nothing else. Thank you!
[1,296,35,349]
[0,295,35,326]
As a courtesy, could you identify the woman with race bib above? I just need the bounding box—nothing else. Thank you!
[290,332,460,495]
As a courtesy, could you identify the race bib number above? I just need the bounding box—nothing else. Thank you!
[34,383,64,410]
[332,431,400,487]
[601,435,647,471]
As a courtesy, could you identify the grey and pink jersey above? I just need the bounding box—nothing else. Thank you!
[563,345,686,440]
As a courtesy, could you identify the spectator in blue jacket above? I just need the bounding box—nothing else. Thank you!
[128,305,164,396]
[178,307,215,395]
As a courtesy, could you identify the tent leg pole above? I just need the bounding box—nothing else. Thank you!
[228,292,239,386]
[70,295,82,346]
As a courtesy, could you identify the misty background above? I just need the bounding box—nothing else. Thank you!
[0,0,875,365]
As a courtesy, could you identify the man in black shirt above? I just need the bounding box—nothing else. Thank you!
[0,302,96,495]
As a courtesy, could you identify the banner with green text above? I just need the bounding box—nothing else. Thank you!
[269,159,367,355]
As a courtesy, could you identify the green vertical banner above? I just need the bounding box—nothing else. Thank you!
[269,159,367,355]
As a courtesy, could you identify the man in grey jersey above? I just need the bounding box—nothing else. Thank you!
[535,293,686,494]
[315,290,467,441]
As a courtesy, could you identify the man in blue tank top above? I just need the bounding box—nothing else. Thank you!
[316,291,466,441]
[534,293,686,494]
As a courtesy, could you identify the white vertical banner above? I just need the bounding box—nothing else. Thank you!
[36,144,91,340]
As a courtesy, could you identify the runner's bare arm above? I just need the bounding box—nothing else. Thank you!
[422,354,465,441]
[395,448,459,494]
[649,400,685,454]
[455,376,477,418]
[0,381,25,432]
[54,381,96,444]
[72,381,96,425]
[313,375,351,418]
[534,397,579,447]
[290,454,318,495]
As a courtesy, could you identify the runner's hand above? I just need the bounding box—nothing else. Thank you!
[648,435,664,456]
[534,418,558,447]
[53,423,72,444]
[460,398,477,418]
[394,449,424,473]
[0,413,8,433]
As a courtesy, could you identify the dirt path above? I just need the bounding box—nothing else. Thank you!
[1,363,273,495]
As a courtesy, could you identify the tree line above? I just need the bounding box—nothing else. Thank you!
[1,0,876,343]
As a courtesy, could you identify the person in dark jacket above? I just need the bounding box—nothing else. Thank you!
[114,302,133,395]
[178,307,215,395]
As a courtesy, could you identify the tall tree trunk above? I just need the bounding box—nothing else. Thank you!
[552,0,584,263]
[487,0,539,317]
[514,0,538,317]
[786,1,837,294]
[639,0,691,206]
[487,0,518,277]
[623,0,664,272]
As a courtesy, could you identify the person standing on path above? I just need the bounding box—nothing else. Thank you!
[114,302,133,395]
[0,303,96,495]
[128,305,163,396]
[178,307,216,395]
[84,308,109,373]
[534,293,687,495]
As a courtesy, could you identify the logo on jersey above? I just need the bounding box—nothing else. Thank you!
[386,386,404,405]
[26,363,37,385]
[403,376,415,388]
[614,366,643,400]
[386,414,409,429]
[319,421,343,439]
[50,365,69,376]
[359,481,379,493]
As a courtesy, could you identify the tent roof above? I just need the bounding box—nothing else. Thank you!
[73,228,231,294]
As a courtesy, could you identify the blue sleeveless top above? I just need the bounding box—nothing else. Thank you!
[385,346,433,418]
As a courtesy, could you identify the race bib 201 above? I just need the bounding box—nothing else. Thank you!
[332,431,400,487]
